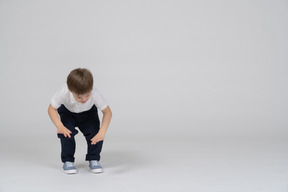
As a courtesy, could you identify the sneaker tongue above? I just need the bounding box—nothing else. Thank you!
[91,161,99,166]
[66,162,74,167]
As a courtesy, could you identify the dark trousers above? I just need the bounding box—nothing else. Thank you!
[57,105,103,163]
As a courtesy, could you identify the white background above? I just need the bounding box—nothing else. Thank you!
[0,0,288,192]
[0,0,287,137]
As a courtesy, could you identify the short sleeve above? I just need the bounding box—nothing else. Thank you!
[50,85,66,109]
[92,88,109,111]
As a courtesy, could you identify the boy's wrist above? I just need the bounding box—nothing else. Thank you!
[98,129,106,136]
[56,124,65,130]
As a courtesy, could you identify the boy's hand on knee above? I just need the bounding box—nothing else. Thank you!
[57,126,72,138]
[91,133,105,145]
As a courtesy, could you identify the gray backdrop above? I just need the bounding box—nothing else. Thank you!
[0,0,287,139]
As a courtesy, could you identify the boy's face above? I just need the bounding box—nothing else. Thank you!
[72,91,91,104]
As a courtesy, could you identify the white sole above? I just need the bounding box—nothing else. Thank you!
[91,168,103,173]
[64,169,77,174]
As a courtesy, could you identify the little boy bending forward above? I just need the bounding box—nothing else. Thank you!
[48,68,112,174]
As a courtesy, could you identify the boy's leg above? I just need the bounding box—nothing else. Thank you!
[77,106,103,161]
[57,105,79,163]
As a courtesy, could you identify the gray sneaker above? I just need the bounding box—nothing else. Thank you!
[89,160,103,173]
[63,162,77,174]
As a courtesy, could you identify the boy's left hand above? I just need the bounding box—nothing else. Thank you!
[91,132,105,145]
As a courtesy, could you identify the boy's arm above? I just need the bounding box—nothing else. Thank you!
[48,104,72,138]
[91,106,112,145]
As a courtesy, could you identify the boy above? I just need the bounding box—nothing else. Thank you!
[48,68,112,174]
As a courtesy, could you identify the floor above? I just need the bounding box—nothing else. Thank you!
[0,133,287,192]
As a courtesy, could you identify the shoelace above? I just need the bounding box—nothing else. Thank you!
[91,161,100,167]
[65,162,75,168]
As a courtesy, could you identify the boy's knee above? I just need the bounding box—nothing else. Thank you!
[57,134,68,139]
[57,133,77,139]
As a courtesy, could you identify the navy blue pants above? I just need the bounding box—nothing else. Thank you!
[57,105,103,163]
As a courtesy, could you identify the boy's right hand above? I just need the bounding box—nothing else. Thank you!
[57,126,72,138]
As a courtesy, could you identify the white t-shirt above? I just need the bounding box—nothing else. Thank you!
[50,84,108,113]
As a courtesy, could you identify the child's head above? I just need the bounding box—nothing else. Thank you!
[67,68,93,103]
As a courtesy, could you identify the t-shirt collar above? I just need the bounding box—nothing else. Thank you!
[69,92,77,104]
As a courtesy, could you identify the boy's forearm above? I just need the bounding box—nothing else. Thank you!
[48,104,64,129]
[99,106,112,135]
